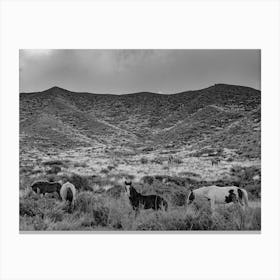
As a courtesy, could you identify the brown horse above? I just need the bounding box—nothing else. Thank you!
[30,181,61,196]
[211,158,221,166]
[124,181,168,214]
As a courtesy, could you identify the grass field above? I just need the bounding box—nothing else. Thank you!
[19,145,261,231]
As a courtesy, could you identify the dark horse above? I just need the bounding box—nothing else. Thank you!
[30,181,61,196]
[124,181,168,214]
[211,158,221,166]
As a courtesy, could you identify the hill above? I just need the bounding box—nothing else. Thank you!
[20,84,261,158]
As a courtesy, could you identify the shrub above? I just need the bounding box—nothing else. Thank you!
[31,168,43,175]
[62,173,91,191]
[170,191,188,206]
[20,215,49,231]
[132,207,213,231]
[131,202,261,231]
[20,166,34,174]
[42,160,67,166]
[230,165,260,181]
[141,176,154,185]
[245,183,261,199]
[74,192,109,226]
[75,191,96,213]
[107,165,115,171]
[142,147,154,152]
[45,205,64,222]
[46,174,60,182]
[47,215,83,231]
[190,210,214,230]
[20,198,43,217]
[163,176,189,187]
[230,165,261,198]
[106,197,133,230]
[244,207,261,230]
[172,157,183,164]
[140,157,148,164]
[150,157,164,164]
[19,187,33,199]
[106,184,123,199]
[133,211,164,230]
[46,165,62,174]
[78,214,96,228]
[92,205,109,226]
[100,168,110,174]
[73,162,88,168]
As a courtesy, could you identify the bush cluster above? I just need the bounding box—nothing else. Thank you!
[20,189,261,231]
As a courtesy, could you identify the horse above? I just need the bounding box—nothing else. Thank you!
[124,180,168,215]
[30,181,61,196]
[168,155,174,164]
[186,185,249,210]
[60,181,76,210]
[211,158,221,166]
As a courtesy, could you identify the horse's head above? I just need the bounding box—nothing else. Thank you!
[124,180,132,196]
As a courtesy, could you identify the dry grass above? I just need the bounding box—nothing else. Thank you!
[19,144,261,231]
[19,84,261,231]
[20,180,261,231]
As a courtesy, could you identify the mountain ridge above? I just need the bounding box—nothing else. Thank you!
[20,83,261,158]
[20,83,261,96]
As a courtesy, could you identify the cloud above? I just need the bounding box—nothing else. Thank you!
[21,49,53,56]
[19,49,261,93]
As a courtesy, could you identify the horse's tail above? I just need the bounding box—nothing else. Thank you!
[241,189,249,207]
[66,187,73,203]
[64,188,74,213]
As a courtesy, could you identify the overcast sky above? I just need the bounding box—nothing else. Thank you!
[19,49,260,94]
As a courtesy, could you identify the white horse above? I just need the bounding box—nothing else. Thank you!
[186,185,249,210]
[60,181,76,209]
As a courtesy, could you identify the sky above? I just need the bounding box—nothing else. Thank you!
[19,49,261,94]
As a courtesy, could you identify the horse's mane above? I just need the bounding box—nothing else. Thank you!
[129,185,141,198]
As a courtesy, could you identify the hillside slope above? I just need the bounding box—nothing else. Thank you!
[20,84,261,157]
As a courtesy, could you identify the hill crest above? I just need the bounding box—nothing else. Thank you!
[20,83,261,158]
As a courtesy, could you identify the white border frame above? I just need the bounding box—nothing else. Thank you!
[1,1,280,279]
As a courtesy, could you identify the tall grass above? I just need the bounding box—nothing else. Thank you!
[20,190,261,231]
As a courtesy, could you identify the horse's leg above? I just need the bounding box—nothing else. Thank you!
[155,197,158,211]
[134,207,139,218]
[238,202,245,211]
[210,199,215,210]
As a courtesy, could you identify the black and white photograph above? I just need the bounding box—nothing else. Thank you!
[19,49,261,232]
[2,0,280,279]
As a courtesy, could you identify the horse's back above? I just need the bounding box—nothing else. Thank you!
[31,181,61,194]
[208,185,248,205]
[135,193,167,210]
[207,185,235,198]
